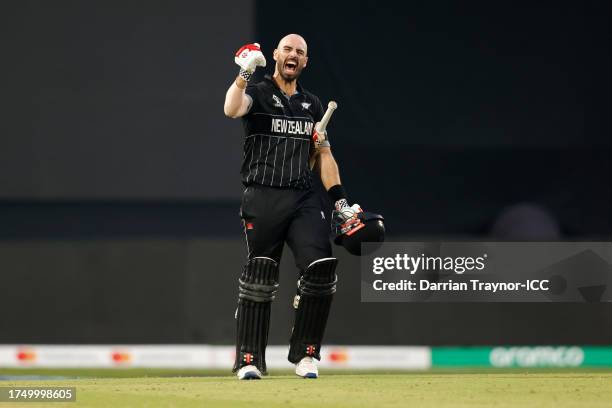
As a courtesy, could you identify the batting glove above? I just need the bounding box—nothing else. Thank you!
[332,203,366,237]
[235,43,266,82]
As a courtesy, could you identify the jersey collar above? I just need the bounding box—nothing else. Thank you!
[264,74,305,96]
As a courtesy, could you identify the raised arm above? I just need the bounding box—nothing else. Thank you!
[223,43,266,119]
[224,77,252,118]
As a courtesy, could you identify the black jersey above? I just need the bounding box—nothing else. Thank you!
[240,75,325,189]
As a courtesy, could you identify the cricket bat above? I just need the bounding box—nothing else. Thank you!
[309,101,338,169]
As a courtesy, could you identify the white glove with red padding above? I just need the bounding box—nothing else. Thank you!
[332,202,366,237]
[235,43,266,82]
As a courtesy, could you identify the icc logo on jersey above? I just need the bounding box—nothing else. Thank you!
[272,95,284,108]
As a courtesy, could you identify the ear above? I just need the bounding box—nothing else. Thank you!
[273,48,279,62]
[303,56,308,68]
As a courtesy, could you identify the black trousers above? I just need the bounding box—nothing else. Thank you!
[240,184,332,268]
[234,183,336,371]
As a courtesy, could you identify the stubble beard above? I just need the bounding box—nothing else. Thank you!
[277,60,301,83]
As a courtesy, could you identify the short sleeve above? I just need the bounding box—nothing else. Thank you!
[313,96,325,123]
[244,84,261,115]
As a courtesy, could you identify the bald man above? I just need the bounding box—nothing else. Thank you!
[224,34,362,380]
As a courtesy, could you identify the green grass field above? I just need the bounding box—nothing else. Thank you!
[1,369,611,408]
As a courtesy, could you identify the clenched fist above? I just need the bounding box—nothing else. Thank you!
[312,122,328,149]
[235,43,266,82]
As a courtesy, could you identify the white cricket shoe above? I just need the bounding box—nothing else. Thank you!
[295,357,319,379]
[237,365,262,380]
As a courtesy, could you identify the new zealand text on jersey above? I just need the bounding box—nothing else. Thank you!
[271,118,314,136]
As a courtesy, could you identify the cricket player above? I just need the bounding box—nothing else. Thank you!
[223,34,363,379]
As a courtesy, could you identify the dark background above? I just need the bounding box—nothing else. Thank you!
[1,0,611,345]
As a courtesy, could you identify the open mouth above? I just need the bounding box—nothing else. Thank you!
[284,60,298,73]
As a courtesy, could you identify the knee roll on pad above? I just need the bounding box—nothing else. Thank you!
[298,257,338,297]
[233,257,279,373]
[239,256,280,302]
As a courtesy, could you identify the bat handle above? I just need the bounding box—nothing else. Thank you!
[317,101,338,133]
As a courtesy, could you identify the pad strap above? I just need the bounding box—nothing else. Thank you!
[238,257,279,302]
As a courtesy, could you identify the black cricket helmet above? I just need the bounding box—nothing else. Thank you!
[334,212,385,256]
